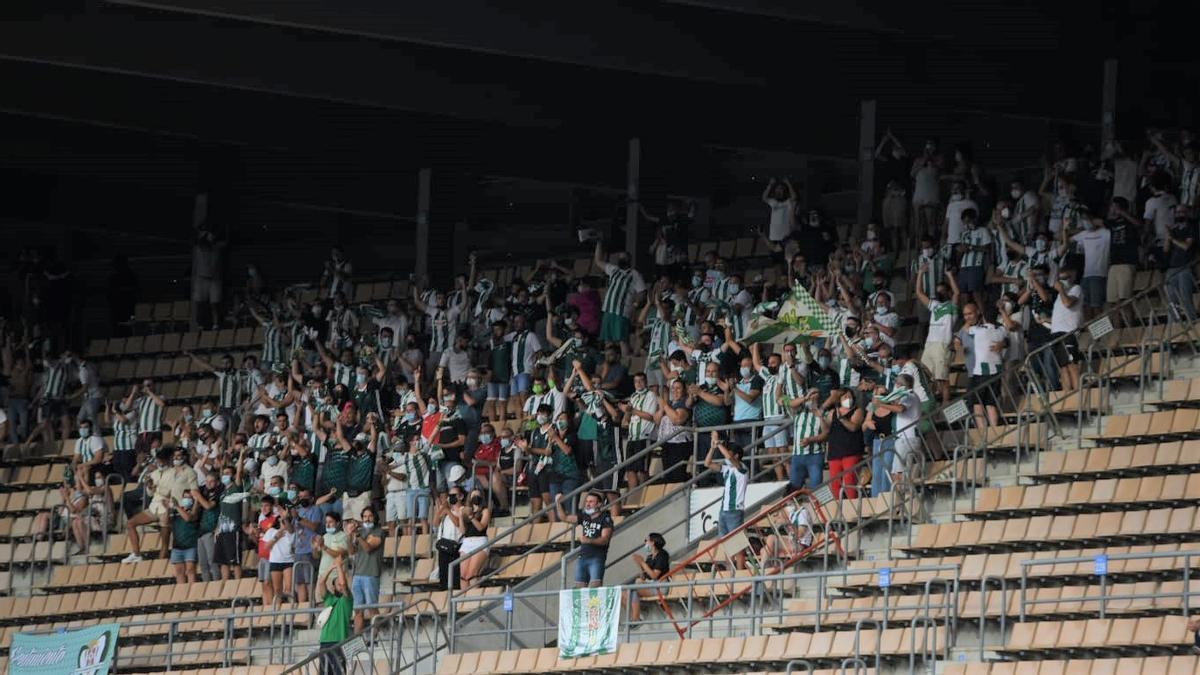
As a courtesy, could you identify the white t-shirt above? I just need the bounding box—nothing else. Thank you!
[926,300,957,345]
[871,310,900,347]
[967,323,1008,376]
[1071,228,1112,278]
[944,198,979,245]
[264,527,295,564]
[895,391,922,439]
[1144,193,1179,243]
[766,198,795,241]
[1050,284,1084,333]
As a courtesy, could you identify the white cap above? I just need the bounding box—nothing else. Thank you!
[447,464,467,485]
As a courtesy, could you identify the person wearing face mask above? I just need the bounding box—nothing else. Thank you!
[556,491,614,588]
[428,372,468,492]
[371,299,411,353]
[387,437,433,537]
[618,372,658,491]
[729,355,764,449]
[823,389,865,499]
[628,532,670,623]
[521,370,566,430]
[412,284,462,375]
[535,413,583,511]
[1068,215,1111,320]
[169,489,201,583]
[915,263,960,404]
[433,487,466,589]
[908,235,952,325]
[455,490,492,591]
[125,447,197,563]
[471,422,501,495]
[955,208,991,310]
[485,319,513,422]
[347,507,385,633]
[213,465,248,581]
[192,471,225,582]
[349,361,385,421]
[437,332,474,387]
[654,378,694,484]
[593,240,648,353]
[70,419,109,493]
[1007,180,1041,244]
[1164,207,1199,320]
[785,381,828,491]
[749,343,798,481]
[492,428,522,512]
[1047,266,1084,391]
[686,362,732,483]
[314,511,348,600]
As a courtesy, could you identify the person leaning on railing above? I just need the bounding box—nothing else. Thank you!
[555,491,613,589]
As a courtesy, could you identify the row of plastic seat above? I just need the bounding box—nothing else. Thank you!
[964,474,1200,518]
[944,655,1200,675]
[838,543,1200,592]
[999,616,1191,656]
[1087,409,1200,446]
[438,626,947,674]
[904,505,1200,555]
[0,578,259,625]
[1029,441,1200,483]
[769,579,1200,630]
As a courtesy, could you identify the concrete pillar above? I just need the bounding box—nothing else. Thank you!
[856,100,877,228]
[415,167,431,284]
[1102,58,1118,149]
[625,137,641,265]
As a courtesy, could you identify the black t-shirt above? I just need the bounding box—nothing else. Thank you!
[437,417,468,463]
[643,549,670,581]
[1168,222,1196,269]
[579,511,614,560]
[1107,219,1140,266]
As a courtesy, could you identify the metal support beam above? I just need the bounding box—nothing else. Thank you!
[625,137,641,266]
[1102,58,1118,148]
[856,100,877,228]
[416,168,431,283]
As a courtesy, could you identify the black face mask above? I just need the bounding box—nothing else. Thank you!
[448,494,460,505]
[470,495,484,507]
[299,498,312,507]
[845,326,858,337]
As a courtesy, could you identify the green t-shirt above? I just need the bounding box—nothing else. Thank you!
[552,435,582,480]
[292,456,317,493]
[172,513,199,550]
[319,588,354,643]
[322,450,350,493]
[693,385,729,427]
[347,450,375,493]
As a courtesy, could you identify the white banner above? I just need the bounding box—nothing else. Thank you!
[558,586,622,659]
[688,480,787,541]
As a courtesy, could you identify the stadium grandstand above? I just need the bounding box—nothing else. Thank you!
[1,2,1199,674]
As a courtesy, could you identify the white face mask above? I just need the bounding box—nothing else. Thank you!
[1011,189,1022,200]
[921,247,934,258]
[1000,208,1011,219]
[840,398,853,409]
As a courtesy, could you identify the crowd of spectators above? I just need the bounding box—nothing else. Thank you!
[0,126,1197,630]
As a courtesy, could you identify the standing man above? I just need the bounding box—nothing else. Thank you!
[1069,216,1112,320]
[594,241,647,356]
[1165,208,1197,321]
[914,265,959,404]
[555,491,614,589]
[955,209,991,310]
[704,431,748,569]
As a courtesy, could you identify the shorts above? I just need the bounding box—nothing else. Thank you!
[574,556,605,585]
[269,561,294,572]
[624,440,649,474]
[956,266,986,293]
[718,509,745,537]
[341,491,372,523]
[387,489,431,522]
[921,342,951,381]
[599,312,631,343]
[1082,276,1107,309]
[258,559,271,580]
[1051,333,1081,366]
[192,277,223,304]
[892,435,921,473]
[486,382,510,401]
[214,530,243,567]
[761,422,791,449]
[77,397,103,423]
[969,375,1000,408]
[531,469,553,497]
[509,373,532,395]
[352,574,380,606]
[1107,264,1134,302]
[293,559,313,585]
[40,399,66,420]
[170,547,198,564]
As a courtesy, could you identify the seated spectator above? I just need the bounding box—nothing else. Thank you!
[762,502,814,565]
[628,532,670,623]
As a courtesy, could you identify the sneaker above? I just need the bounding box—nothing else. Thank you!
[122,553,143,564]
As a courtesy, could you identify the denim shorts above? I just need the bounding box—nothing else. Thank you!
[486,382,511,401]
[718,509,744,536]
[762,423,791,448]
[575,556,605,585]
[510,373,533,395]
[352,574,380,606]
[170,547,198,564]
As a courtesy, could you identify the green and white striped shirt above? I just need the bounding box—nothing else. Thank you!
[790,407,824,456]
[332,362,355,389]
[997,258,1028,295]
[759,366,798,420]
[959,227,992,269]
[136,395,163,434]
[215,371,242,409]
[113,414,137,452]
[601,264,645,317]
[396,449,433,490]
[910,246,953,300]
[261,321,284,365]
[720,461,748,512]
[426,306,458,353]
[43,360,68,400]
[645,308,672,368]
[626,388,658,441]
[248,432,277,452]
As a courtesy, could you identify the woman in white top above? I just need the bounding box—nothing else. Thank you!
[457,487,493,590]
[433,485,465,590]
[655,379,692,483]
[263,513,296,603]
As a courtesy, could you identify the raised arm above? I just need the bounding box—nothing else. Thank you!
[183,350,218,375]
[593,240,607,273]
[914,264,931,307]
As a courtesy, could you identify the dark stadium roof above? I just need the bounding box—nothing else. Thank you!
[0,0,1194,215]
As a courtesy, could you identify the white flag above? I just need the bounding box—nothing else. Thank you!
[558,586,621,659]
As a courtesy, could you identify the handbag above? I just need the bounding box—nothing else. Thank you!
[435,538,461,555]
[316,605,333,628]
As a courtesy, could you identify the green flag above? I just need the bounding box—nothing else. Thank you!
[742,283,839,345]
